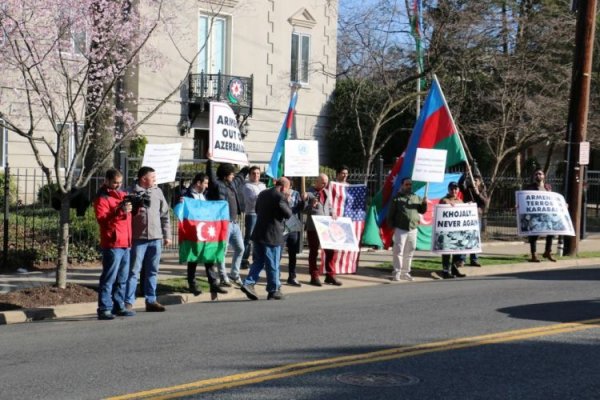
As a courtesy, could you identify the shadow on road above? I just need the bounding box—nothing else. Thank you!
[498,298,600,323]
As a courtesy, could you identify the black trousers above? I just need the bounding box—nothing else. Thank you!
[529,236,554,254]
[188,262,220,292]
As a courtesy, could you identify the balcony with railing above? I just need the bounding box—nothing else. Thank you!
[188,72,253,118]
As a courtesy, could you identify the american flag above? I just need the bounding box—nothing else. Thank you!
[320,182,367,274]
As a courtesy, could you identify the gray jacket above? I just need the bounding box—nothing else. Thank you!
[130,183,171,241]
[304,187,332,232]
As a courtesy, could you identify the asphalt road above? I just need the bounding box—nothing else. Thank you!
[1,265,599,400]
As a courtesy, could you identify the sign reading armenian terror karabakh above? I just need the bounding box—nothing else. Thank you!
[209,102,248,165]
[515,191,575,236]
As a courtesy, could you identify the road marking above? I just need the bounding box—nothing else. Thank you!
[107,318,600,400]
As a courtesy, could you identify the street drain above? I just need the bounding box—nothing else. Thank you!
[336,372,420,387]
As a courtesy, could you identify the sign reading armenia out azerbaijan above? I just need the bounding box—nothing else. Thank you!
[174,198,230,264]
[515,191,575,236]
[209,102,248,165]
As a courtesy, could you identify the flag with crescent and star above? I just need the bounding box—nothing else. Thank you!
[174,198,229,263]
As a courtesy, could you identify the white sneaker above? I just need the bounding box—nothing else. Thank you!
[400,274,414,282]
[392,273,401,281]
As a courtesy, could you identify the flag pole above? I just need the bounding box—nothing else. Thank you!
[432,75,474,183]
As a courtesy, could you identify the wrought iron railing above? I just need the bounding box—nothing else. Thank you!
[188,72,253,116]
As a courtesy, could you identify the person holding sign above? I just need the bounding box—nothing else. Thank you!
[439,182,467,279]
[524,169,556,262]
[303,174,343,287]
[386,177,428,281]
[206,160,250,286]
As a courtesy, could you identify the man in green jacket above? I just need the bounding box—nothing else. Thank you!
[386,178,428,281]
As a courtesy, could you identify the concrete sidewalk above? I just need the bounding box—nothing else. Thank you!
[1,235,599,325]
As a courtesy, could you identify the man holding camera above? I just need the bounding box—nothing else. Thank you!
[94,168,136,320]
[125,166,172,312]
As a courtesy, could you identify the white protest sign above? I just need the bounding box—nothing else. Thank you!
[515,191,575,236]
[431,203,481,254]
[412,148,448,183]
[311,216,359,251]
[209,102,248,165]
[284,140,319,177]
[141,143,182,184]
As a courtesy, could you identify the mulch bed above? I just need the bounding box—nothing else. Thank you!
[0,284,98,311]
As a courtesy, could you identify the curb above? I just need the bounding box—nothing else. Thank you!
[1,258,599,326]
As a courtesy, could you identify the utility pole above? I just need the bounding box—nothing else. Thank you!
[564,0,597,255]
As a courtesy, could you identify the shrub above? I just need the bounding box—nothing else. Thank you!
[0,172,18,207]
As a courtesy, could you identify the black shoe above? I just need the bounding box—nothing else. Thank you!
[267,290,285,300]
[324,276,343,286]
[220,280,233,288]
[442,270,455,279]
[469,261,482,267]
[241,284,258,300]
[310,277,322,287]
[451,265,466,278]
[287,278,302,287]
[211,285,228,294]
[188,281,202,296]
[112,308,136,317]
[98,311,115,320]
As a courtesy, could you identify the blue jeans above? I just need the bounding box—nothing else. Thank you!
[218,222,244,281]
[243,242,281,293]
[242,213,257,265]
[98,248,130,313]
[126,239,162,304]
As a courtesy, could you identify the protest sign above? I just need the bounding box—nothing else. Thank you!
[311,216,359,251]
[284,140,319,177]
[209,102,248,165]
[431,203,481,254]
[141,143,182,184]
[515,191,575,236]
[412,148,447,183]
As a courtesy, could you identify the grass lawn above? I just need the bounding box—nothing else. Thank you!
[156,277,210,296]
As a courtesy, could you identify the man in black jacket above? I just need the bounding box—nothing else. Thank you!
[206,160,249,286]
[241,177,293,300]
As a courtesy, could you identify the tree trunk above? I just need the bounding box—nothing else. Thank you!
[55,194,71,288]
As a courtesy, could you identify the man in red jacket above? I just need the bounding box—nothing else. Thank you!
[94,168,135,320]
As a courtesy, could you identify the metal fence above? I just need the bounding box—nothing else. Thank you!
[2,161,599,267]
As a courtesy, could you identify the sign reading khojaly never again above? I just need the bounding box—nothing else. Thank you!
[515,191,575,236]
[209,102,249,165]
[431,203,481,254]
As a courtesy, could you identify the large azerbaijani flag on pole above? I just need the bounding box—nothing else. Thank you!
[266,90,298,179]
[368,77,467,250]
[174,198,229,263]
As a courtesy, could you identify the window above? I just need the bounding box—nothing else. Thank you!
[291,32,310,84]
[0,119,7,168]
[58,13,87,56]
[57,123,83,169]
[198,14,228,74]
[193,129,209,159]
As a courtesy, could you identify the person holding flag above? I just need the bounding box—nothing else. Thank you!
[386,177,427,281]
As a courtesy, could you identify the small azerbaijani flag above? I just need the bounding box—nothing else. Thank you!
[174,198,229,264]
[320,182,368,274]
[266,90,298,179]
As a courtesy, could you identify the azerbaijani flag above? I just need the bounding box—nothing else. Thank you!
[266,90,298,179]
[375,77,467,248]
[174,198,229,264]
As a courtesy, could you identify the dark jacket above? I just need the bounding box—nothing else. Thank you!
[206,160,249,222]
[458,174,488,211]
[251,187,293,246]
[304,186,332,232]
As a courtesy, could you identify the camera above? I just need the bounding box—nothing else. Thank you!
[121,192,151,214]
